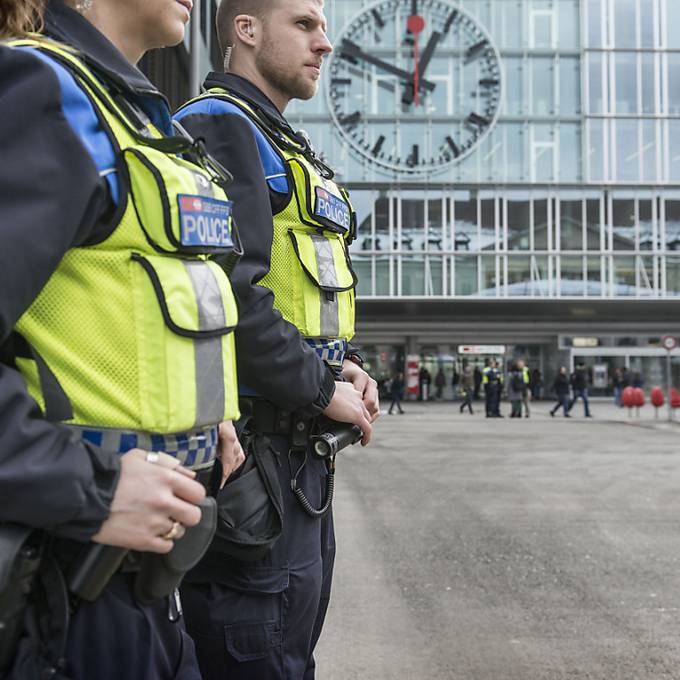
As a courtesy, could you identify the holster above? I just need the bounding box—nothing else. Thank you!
[134,497,217,605]
[0,526,42,675]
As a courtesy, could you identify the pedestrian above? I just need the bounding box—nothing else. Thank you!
[549,367,572,417]
[632,370,644,388]
[518,359,531,418]
[473,364,483,400]
[173,2,379,678]
[459,360,474,414]
[568,362,593,417]
[507,362,524,418]
[530,368,543,400]
[419,366,432,401]
[483,360,504,418]
[389,371,406,414]
[434,367,446,400]
[612,367,623,406]
[0,0,246,677]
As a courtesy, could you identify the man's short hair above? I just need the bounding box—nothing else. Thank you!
[215,0,271,52]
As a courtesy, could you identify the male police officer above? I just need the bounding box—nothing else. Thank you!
[174,1,379,678]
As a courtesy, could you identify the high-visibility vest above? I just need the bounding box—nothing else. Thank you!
[179,89,357,341]
[9,38,239,432]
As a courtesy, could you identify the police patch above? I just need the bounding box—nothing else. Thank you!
[314,187,350,232]
[178,194,234,249]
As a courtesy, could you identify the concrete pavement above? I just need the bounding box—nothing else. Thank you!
[315,400,680,680]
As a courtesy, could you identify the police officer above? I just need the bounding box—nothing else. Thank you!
[173,1,379,678]
[482,359,493,417]
[0,0,244,677]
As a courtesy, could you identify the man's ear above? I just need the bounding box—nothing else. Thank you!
[233,14,257,46]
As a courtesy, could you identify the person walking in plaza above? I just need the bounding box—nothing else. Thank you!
[568,362,593,417]
[550,367,572,417]
[435,367,446,400]
[612,367,623,406]
[473,364,483,400]
[0,0,248,677]
[419,366,432,401]
[389,371,406,414]
[518,359,531,418]
[507,362,524,418]
[530,367,543,400]
[173,2,378,678]
[459,360,474,415]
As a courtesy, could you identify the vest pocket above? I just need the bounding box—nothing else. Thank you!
[130,254,239,431]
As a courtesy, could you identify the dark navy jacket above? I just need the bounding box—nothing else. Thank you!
[0,1,174,540]
[174,73,336,416]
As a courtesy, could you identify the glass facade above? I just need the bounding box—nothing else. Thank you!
[287,0,680,299]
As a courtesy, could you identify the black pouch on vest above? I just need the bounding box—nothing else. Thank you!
[134,497,217,605]
[210,434,284,562]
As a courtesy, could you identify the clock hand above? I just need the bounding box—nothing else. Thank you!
[402,30,442,106]
[340,39,436,92]
[406,14,425,106]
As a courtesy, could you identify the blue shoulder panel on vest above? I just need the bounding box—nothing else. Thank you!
[17,47,119,205]
[175,98,289,195]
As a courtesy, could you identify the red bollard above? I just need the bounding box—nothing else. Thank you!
[622,386,635,417]
[651,386,665,419]
[671,388,680,409]
[633,387,645,417]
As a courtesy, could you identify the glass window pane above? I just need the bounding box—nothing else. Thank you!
[642,120,658,183]
[639,200,654,250]
[559,1,580,48]
[561,200,583,251]
[455,256,478,296]
[614,0,637,48]
[667,0,680,48]
[640,0,655,47]
[533,255,550,295]
[504,123,526,182]
[480,256,498,296]
[586,199,602,250]
[505,58,525,116]
[481,199,496,251]
[669,120,680,182]
[560,58,580,115]
[587,256,603,295]
[375,257,390,296]
[612,199,636,251]
[454,198,478,251]
[588,119,606,182]
[561,256,585,295]
[426,257,444,296]
[666,257,680,294]
[507,199,531,251]
[401,256,425,295]
[588,53,605,114]
[560,124,581,183]
[615,53,638,114]
[665,199,680,250]
[586,0,603,48]
[532,58,555,115]
[507,256,531,295]
[641,53,656,114]
[353,256,372,296]
[615,120,640,183]
[502,1,523,49]
[534,199,549,250]
[613,256,636,295]
[532,13,553,48]
[668,54,680,114]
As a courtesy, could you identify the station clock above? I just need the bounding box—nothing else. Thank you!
[326,0,503,175]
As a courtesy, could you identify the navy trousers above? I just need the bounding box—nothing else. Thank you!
[181,434,335,680]
[66,573,201,680]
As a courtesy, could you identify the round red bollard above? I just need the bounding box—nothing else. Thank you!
[622,386,636,408]
[651,386,665,408]
[633,387,645,407]
[671,388,680,409]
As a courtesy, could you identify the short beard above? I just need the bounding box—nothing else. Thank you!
[256,36,319,103]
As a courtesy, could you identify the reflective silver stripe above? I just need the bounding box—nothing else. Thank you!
[310,234,340,337]
[183,261,226,427]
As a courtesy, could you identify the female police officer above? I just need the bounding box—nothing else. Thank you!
[0,0,244,678]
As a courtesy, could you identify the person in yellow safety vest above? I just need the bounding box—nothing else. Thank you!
[172,1,379,678]
[0,1,245,678]
[517,359,531,418]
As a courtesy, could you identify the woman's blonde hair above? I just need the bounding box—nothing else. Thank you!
[0,0,46,39]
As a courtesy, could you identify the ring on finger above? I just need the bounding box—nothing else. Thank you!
[161,521,184,541]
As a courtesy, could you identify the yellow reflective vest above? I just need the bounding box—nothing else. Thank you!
[180,89,357,342]
[10,38,239,433]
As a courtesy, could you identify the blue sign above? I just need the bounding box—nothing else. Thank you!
[178,194,234,249]
[314,187,350,232]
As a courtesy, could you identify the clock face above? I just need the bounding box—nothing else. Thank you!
[326,0,502,175]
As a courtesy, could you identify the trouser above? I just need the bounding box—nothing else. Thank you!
[568,389,591,416]
[490,385,502,415]
[551,394,570,416]
[484,385,492,416]
[460,390,473,414]
[7,570,200,680]
[522,393,530,417]
[389,395,404,413]
[510,399,522,417]
[181,433,335,680]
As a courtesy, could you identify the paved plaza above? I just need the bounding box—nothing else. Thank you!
[316,400,680,680]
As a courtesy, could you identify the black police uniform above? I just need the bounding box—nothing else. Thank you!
[0,3,203,678]
[174,73,340,680]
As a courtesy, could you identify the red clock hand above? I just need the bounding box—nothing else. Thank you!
[407,14,425,106]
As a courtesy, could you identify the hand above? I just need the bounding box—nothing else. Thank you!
[342,360,380,422]
[323,381,373,446]
[217,421,246,489]
[92,449,206,554]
